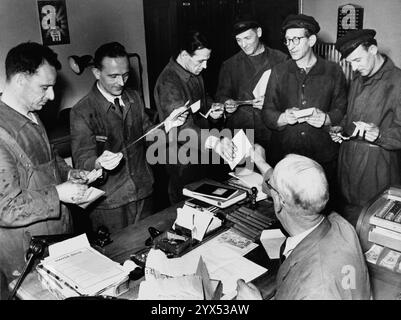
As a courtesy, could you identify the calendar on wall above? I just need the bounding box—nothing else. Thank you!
[337,3,364,40]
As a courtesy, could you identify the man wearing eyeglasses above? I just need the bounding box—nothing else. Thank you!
[236,153,371,300]
[261,14,347,211]
[215,15,288,161]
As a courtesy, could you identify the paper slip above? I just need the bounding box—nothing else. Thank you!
[364,244,384,264]
[77,187,105,209]
[293,107,315,119]
[85,169,103,184]
[224,129,253,170]
[174,205,221,241]
[260,229,286,259]
[252,69,271,102]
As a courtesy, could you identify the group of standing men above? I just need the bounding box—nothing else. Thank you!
[0,11,400,300]
[217,14,401,226]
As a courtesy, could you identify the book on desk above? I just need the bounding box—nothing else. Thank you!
[183,179,247,208]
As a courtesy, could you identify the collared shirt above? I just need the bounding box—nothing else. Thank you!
[262,56,347,164]
[283,217,324,258]
[70,83,154,209]
[96,82,125,107]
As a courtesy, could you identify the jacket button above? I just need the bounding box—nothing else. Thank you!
[301,131,305,136]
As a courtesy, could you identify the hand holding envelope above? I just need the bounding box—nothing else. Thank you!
[95,150,123,170]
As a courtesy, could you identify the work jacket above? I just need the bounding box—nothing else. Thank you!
[262,56,347,166]
[338,57,401,206]
[70,84,154,209]
[0,101,72,297]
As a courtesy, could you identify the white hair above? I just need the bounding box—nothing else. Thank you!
[272,154,329,215]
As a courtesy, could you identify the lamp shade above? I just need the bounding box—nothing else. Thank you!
[68,55,93,75]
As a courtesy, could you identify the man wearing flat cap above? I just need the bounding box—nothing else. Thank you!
[215,15,288,157]
[262,14,347,210]
[330,29,401,224]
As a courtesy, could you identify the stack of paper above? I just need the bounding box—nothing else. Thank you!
[173,204,222,241]
[140,232,267,299]
[138,252,222,300]
[36,234,129,299]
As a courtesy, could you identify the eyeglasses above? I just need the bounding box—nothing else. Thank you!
[266,180,279,195]
[284,36,307,46]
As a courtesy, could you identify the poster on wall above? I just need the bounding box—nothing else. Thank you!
[37,0,70,45]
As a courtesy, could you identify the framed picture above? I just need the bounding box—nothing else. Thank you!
[37,0,70,45]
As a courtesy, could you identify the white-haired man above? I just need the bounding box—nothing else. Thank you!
[236,152,371,300]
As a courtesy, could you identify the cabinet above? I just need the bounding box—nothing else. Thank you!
[143,0,298,109]
[356,186,401,300]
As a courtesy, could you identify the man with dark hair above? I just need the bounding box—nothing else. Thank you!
[70,42,187,233]
[236,153,371,300]
[261,14,347,209]
[0,42,89,299]
[215,16,288,156]
[331,29,401,225]
[154,30,232,204]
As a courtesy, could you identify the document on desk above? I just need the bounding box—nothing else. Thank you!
[260,229,286,259]
[41,234,128,296]
[183,240,267,296]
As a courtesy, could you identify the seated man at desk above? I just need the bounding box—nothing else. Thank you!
[237,152,371,299]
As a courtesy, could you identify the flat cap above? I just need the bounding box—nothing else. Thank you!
[232,16,260,36]
[335,29,376,59]
[282,14,320,34]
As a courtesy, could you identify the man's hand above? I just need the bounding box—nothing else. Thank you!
[209,103,224,119]
[68,169,90,184]
[235,279,262,300]
[284,107,299,125]
[248,143,266,164]
[206,136,237,162]
[164,106,189,133]
[363,122,380,142]
[329,126,344,144]
[56,181,88,204]
[224,99,238,114]
[252,96,265,110]
[305,108,327,128]
[95,150,123,170]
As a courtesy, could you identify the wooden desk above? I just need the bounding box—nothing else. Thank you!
[14,201,278,300]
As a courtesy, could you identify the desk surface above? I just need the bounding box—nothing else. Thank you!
[14,201,278,300]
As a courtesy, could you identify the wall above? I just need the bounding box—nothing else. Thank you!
[302,0,401,68]
[0,0,150,115]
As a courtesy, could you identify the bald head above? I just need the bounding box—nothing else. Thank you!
[272,154,329,215]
